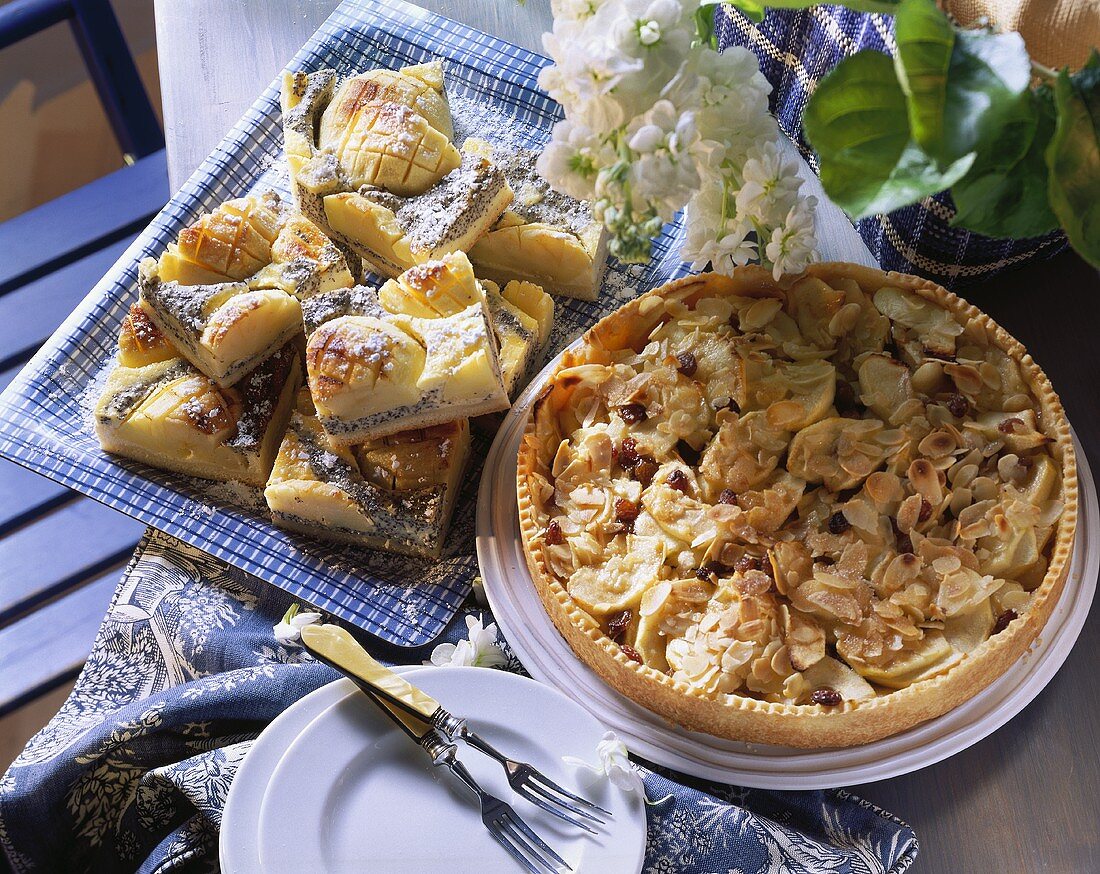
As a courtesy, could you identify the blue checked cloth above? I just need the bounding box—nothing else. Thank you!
[0,530,918,873]
[716,5,1068,288]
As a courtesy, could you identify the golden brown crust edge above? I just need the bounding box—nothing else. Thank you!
[516,263,1078,749]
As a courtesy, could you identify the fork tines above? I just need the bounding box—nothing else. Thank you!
[490,805,572,873]
[515,774,606,833]
[529,769,612,817]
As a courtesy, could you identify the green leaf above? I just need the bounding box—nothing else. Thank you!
[804,50,974,219]
[950,87,1059,238]
[1047,51,1100,267]
[725,0,765,23]
[942,29,1033,165]
[893,0,1032,169]
[894,0,955,155]
[695,1,725,46]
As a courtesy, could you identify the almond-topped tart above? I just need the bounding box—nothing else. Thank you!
[517,263,1077,748]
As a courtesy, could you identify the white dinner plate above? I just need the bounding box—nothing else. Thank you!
[222,676,355,874]
[476,358,1100,790]
[223,667,646,874]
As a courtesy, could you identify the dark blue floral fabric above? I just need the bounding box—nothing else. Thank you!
[0,530,917,873]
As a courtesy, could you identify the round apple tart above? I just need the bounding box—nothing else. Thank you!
[517,263,1077,748]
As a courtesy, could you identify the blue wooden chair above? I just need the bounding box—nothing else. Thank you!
[0,0,170,717]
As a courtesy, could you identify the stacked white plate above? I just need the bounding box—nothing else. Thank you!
[476,359,1099,790]
[221,667,647,873]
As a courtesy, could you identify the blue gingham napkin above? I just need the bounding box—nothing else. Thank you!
[0,0,695,648]
[0,530,917,873]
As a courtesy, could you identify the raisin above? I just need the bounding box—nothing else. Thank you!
[1017,455,1034,471]
[827,511,851,535]
[620,644,643,664]
[616,437,640,469]
[632,455,659,486]
[695,561,728,581]
[734,555,763,574]
[834,380,859,416]
[614,498,640,530]
[891,520,914,555]
[666,469,691,494]
[618,403,647,424]
[718,488,738,505]
[545,520,564,545]
[946,393,970,418]
[993,609,1018,635]
[998,417,1024,434]
[713,396,741,414]
[607,609,632,641]
[816,555,836,566]
[811,687,843,706]
[676,439,701,467]
[675,351,698,377]
[918,499,933,523]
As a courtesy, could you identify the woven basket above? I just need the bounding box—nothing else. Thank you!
[715,6,1068,289]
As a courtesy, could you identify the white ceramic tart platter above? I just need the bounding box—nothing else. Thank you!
[513,264,1078,750]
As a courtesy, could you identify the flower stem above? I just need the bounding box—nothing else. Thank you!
[1031,60,1059,81]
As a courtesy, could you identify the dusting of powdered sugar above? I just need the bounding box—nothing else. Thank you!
[448,93,550,155]
[198,480,271,515]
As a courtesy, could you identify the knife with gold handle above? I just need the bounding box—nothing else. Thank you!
[300,622,611,829]
[302,623,443,730]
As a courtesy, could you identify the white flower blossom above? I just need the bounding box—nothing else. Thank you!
[563,731,645,793]
[766,195,818,280]
[425,615,507,668]
[735,141,804,226]
[272,604,322,647]
[539,27,645,130]
[536,119,604,201]
[550,0,606,27]
[625,100,699,220]
[537,3,818,273]
[638,19,661,45]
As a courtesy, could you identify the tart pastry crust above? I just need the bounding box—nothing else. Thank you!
[517,264,1077,748]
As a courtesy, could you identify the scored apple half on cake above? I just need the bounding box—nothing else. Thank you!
[463,139,609,301]
[96,334,301,487]
[139,193,356,387]
[264,390,470,559]
[517,263,1077,748]
[301,251,509,444]
[281,63,513,279]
